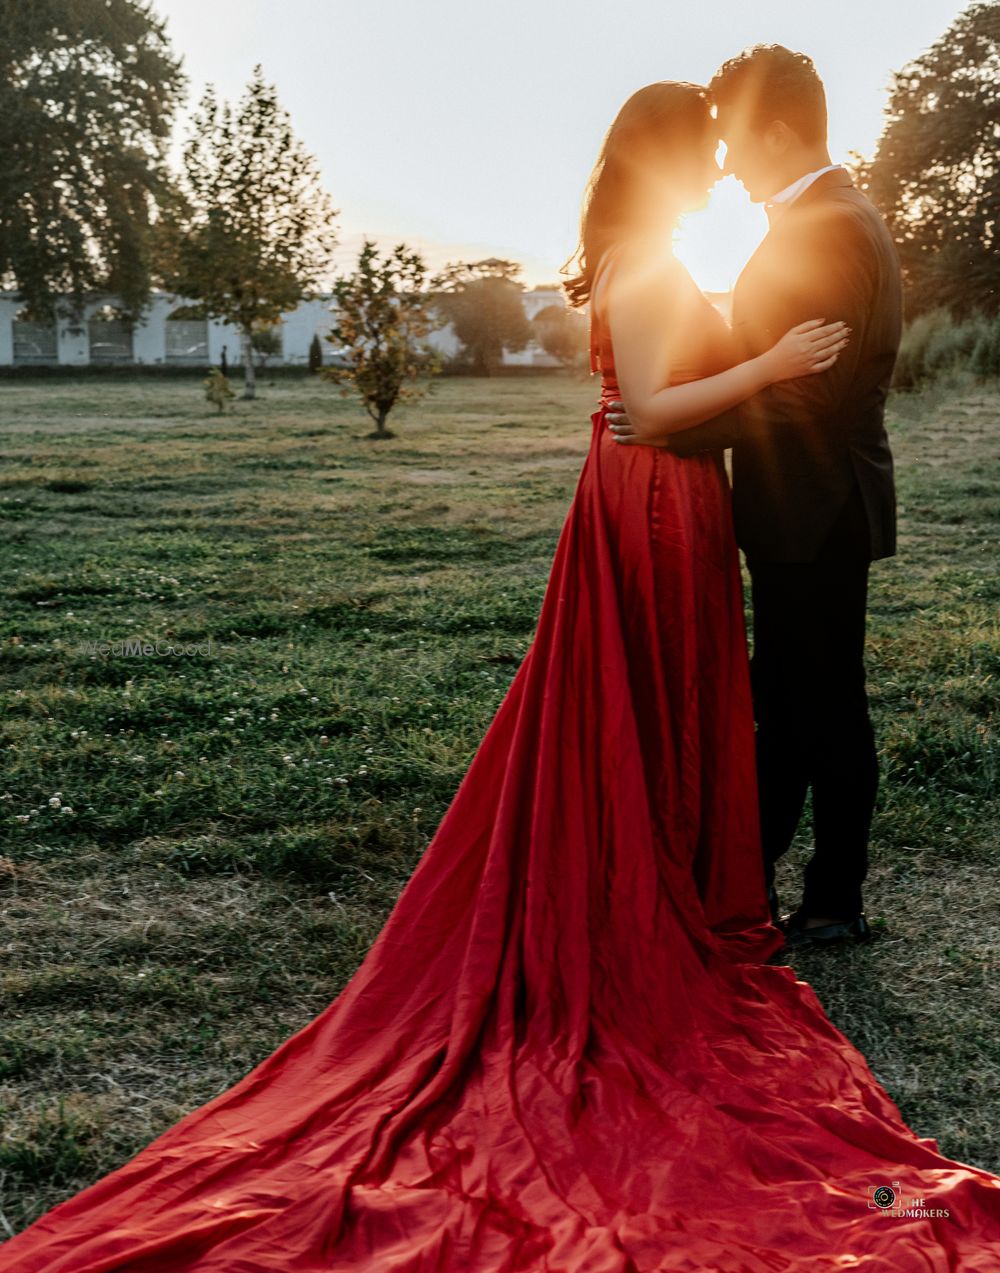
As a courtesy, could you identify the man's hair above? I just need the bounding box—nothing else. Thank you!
[709,45,827,145]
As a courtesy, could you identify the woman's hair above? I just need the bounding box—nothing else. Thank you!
[562,81,712,309]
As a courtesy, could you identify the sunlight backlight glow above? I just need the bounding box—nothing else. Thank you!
[673,175,769,296]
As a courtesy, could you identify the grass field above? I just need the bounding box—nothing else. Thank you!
[0,371,997,1235]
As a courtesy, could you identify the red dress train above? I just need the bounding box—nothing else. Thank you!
[3,254,999,1271]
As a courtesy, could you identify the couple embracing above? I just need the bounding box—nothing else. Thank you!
[573,43,900,953]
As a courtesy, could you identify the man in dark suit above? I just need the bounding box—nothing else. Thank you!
[608,45,903,948]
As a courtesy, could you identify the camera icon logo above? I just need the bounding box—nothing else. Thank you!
[869,1183,901,1210]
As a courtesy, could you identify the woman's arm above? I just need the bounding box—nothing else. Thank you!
[605,255,848,445]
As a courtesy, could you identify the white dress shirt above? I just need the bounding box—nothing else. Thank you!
[764,164,844,226]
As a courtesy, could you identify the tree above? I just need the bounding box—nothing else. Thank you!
[323,240,442,440]
[204,368,236,413]
[160,66,338,398]
[308,332,324,373]
[859,1,1000,317]
[250,325,282,368]
[971,318,1000,377]
[532,303,589,370]
[0,0,184,320]
[432,258,531,375]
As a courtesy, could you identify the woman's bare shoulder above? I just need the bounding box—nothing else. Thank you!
[600,241,691,318]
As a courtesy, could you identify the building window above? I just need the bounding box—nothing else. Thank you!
[13,311,57,365]
[166,305,209,363]
[88,306,134,363]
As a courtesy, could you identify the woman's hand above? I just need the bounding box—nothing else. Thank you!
[761,318,850,383]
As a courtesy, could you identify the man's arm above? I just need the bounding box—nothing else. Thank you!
[658,404,742,456]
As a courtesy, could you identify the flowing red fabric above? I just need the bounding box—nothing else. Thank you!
[4,255,999,1272]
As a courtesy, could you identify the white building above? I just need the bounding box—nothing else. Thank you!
[0,287,572,370]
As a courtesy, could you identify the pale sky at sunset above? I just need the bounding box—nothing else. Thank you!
[156,0,970,292]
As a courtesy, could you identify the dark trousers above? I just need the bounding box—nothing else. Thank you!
[746,483,878,917]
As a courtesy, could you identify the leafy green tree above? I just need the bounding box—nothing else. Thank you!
[0,0,183,320]
[251,325,282,369]
[860,1,1000,316]
[532,303,589,370]
[161,66,338,398]
[323,240,442,440]
[432,258,531,375]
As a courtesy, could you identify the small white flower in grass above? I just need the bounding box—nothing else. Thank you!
[174,771,186,780]
[364,746,374,754]
[335,777,348,785]
[49,796,61,808]
[15,814,29,823]
[60,806,73,815]
[29,808,39,817]
[357,765,368,775]
[310,697,319,704]
[319,735,329,744]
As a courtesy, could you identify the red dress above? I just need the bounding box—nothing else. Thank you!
[3,252,999,1272]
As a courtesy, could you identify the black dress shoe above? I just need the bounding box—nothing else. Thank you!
[782,911,873,948]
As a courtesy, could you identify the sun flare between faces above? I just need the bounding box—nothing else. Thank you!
[673,173,768,300]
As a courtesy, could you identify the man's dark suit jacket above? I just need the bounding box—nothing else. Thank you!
[667,168,902,564]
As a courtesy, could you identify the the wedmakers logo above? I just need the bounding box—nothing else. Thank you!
[867,1181,950,1219]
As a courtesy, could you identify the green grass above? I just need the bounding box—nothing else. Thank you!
[0,371,997,1235]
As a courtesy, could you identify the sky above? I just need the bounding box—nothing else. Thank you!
[155,0,970,292]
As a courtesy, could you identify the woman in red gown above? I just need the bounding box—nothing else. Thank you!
[4,83,999,1272]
